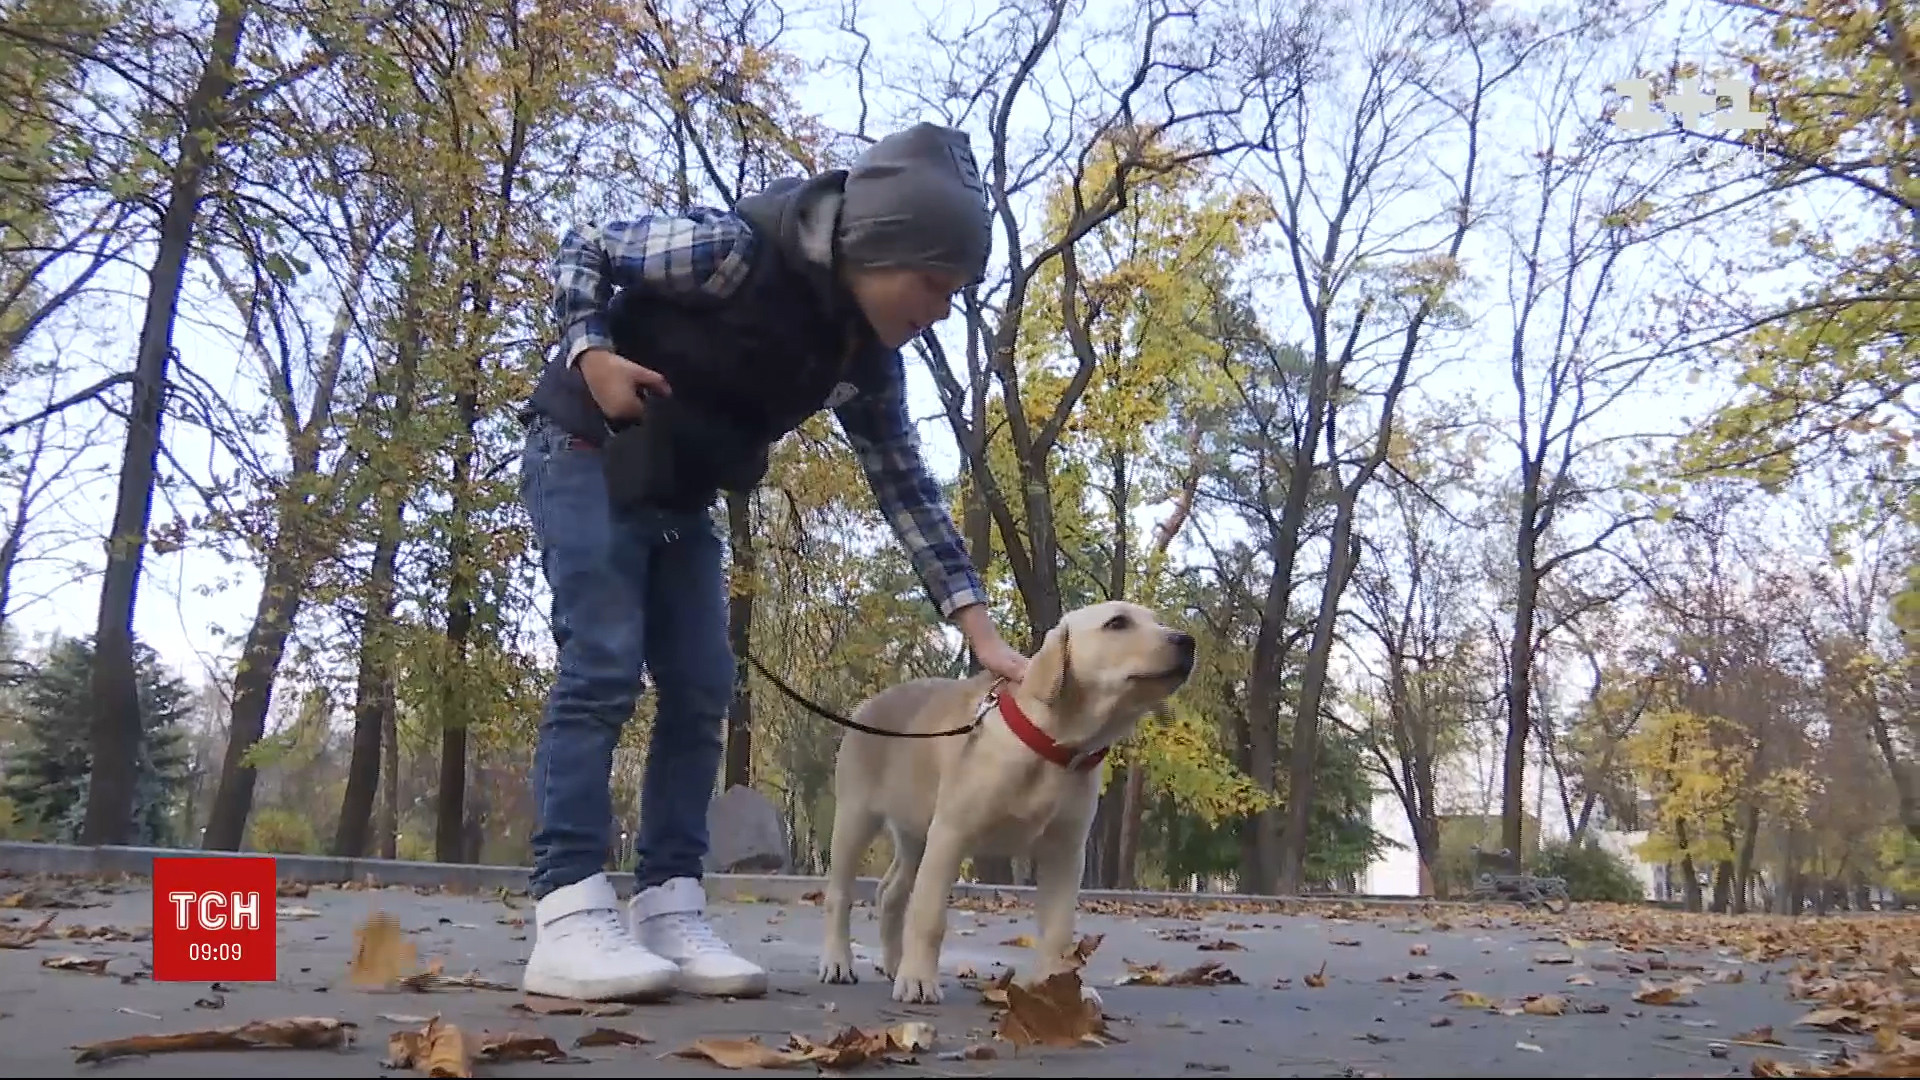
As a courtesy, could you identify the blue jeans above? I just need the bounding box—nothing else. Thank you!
[519,416,735,900]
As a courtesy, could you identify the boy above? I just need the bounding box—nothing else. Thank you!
[515,122,1029,1002]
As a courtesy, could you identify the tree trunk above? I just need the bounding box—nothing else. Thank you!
[331,443,410,857]
[82,0,248,845]
[202,540,307,849]
[1501,510,1541,857]
[379,688,398,859]
[723,490,754,789]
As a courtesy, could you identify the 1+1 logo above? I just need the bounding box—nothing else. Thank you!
[1609,73,1768,134]
[152,856,278,982]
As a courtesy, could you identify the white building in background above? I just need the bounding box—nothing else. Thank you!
[1355,741,1661,900]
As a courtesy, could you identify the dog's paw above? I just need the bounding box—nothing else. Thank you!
[872,954,897,980]
[891,967,943,1004]
[818,948,859,984]
[1080,983,1104,1010]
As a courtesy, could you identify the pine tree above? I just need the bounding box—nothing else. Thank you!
[1,635,193,845]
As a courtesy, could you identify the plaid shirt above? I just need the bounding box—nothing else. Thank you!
[549,212,989,619]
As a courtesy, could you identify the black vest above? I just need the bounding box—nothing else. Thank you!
[522,175,894,508]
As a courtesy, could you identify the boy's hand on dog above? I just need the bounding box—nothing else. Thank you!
[578,348,672,420]
[954,603,1029,684]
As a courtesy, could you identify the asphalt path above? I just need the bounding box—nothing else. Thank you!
[0,874,1900,1077]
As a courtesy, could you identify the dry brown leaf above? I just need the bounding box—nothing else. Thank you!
[1735,1025,1784,1045]
[384,1017,474,1077]
[477,1031,576,1064]
[400,969,516,993]
[0,913,57,948]
[1532,951,1575,965]
[1709,967,1745,984]
[1631,979,1696,1006]
[1443,989,1496,1009]
[1062,933,1104,969]
[671,1037,814,1070]
[1796,1006,1871,1035]
[73,1017,357,1064]
[1565,973,1596,986]
[349,911,419,988]
[787,1025,931,1069]
[1198,938,1245,952]
[1331,937,1361,947]
[512,995,631,1017]
[1116,959,1242,987]
[1000,934,1036,948]
[995,970,1110,1049]
[1409,943,1429,957]
[1521,994,1568,1017]
[575,1027,651,1048]
[42,954,109,975]
[1304,960,1329,988]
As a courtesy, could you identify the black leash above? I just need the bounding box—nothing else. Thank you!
[742,652,982,739]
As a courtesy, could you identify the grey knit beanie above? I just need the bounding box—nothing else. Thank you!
[837,123,992,286]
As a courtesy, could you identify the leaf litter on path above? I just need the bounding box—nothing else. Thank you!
[71,1017,358,1064]
[672,1023,938,1070]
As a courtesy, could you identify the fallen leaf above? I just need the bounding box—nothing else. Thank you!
[1304,961,1329,988]
[996,970,1111,1048]
[1522,994,1568,1017]
[788,1025,929,1069]
[511,996,631,1017]
[72,1017,357,1064]
[477,1032,577,1064]
[1708,968,1744,984]
[1795,1006,1869,1035]
[278,906,322,920]
[0,913,57,947]
[1001,934,1036,948]
[1532,951,1575,965]
[1515,1041,1543,1053]
[400,969,516,993]
[1565,973,1596,986]
[1443,989,1495,1009]
[1409,943,1429,957]
[1331,937,1361,947]
[1631,979,1696,1007]
[42,954,109,975]
[349,912,419,988]
[194,993,225,1009]
[1116,959,1242,987]
[1197,938,1245,952]
[672,1037,814,1069]
[1735,1025,1784,1045]
[575,1027,651,1048]
[384,1017,472,1077]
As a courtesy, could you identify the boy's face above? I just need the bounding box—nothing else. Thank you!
[847,267,968,349]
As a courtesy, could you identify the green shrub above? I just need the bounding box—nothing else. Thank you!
[1532,840,1643,903]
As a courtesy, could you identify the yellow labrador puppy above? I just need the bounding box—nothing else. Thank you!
[817,599,1197,1004]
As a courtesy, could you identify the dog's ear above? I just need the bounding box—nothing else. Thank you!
[1022,621,1073,705]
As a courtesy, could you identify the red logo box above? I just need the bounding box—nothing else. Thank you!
[151,856,277,982]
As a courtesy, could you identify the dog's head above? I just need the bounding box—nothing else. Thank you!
[1021,600,1196,726]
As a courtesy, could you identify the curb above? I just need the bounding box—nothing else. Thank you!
[0,840,1446,911]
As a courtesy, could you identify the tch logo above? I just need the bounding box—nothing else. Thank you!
[151,857,278,982]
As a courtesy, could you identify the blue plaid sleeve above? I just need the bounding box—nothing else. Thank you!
[550,209,757,367]
[834,366,989,619]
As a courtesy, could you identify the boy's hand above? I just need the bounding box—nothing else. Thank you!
[953,603,1030,684]
[577,348,672,421]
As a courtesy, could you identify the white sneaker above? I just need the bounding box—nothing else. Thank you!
[630,877,769,998]
[523,873,680,1001]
